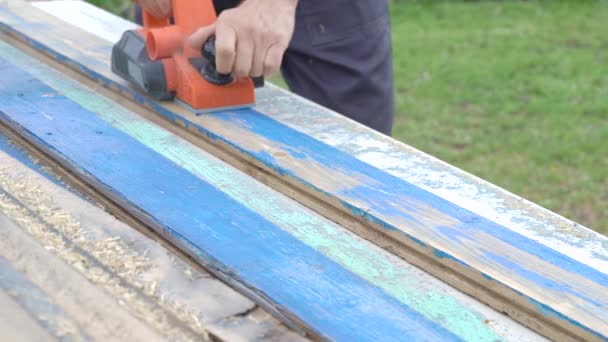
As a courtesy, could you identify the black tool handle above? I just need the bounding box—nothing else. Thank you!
[201,36,233,85]
[202,36,264,88]
[201,36,219,71]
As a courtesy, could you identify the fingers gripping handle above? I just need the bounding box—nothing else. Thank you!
[201,36,265,87]
[201,36,234,85]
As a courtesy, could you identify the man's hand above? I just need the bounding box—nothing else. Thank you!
[134,0,170,18]
[189,0,298,78]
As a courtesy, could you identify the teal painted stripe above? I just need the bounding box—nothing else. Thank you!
[0,40,502,341]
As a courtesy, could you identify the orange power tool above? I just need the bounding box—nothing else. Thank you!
[111,0,261,112]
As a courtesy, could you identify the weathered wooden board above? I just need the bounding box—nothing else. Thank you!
[34,0,607,277]
[0,138,304,341]
[1,1,607,340]
[0,59,469,341]
[0,40,547,341]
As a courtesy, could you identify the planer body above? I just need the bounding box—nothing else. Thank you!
[111,0,258,112]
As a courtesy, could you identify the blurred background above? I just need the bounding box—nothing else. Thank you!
[89,0,608,235]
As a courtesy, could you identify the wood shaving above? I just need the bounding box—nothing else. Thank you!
[0,168,211,341]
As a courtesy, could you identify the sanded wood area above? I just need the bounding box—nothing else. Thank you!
[1,1,606,340]
[0,146,305,341]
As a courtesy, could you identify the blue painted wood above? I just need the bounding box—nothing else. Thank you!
[1,3,607,339]
[0,58,461,342]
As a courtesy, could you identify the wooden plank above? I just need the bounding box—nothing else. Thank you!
[35,0,608,285]
[0,59,463,341]
[0,41,545,341]
[1,2,606,340]
[0,140,305,342]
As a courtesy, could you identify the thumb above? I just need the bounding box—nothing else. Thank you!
[188,24,216,50]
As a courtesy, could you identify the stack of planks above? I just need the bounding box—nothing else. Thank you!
[0,1,607,340]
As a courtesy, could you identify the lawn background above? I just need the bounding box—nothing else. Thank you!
[88,0,608,235]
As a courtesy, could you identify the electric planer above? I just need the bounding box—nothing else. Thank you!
[111,0,263,112]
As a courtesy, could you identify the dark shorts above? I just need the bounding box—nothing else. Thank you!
[285,0,394,135]
[138,1,395,134]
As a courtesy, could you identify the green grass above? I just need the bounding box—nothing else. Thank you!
[389,0,607,234]
[93,0,607,234]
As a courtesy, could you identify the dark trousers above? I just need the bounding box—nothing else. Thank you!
[137,0,394,135]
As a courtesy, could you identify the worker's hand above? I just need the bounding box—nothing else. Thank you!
[134,0,171,19]
[189,0,298,78]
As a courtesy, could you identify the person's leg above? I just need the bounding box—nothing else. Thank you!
[282,0,394,135]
